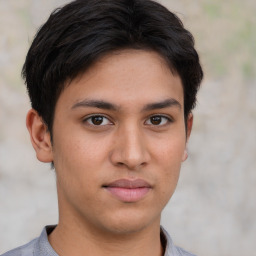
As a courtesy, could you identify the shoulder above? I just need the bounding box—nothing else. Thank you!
[1,226,57,256]
[161,226,197,256]
[1,238,37,256]
[173,246,197,256]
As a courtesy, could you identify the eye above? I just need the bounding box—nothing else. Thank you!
[145,115,172,126]
[84,115,112,126]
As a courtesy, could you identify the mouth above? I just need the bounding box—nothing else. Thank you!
[103,179,152,202]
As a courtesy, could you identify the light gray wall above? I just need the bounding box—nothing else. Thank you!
[0,1,255,255]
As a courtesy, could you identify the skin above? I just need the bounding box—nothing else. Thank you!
[26,49,193,256]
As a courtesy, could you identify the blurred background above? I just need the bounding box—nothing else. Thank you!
[0,0,255,255]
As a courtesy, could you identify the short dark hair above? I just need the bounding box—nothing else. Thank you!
[22,0,203,134]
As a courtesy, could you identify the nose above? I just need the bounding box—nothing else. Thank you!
[109,125,150,170]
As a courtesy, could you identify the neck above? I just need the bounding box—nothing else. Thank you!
[49,218,164,256]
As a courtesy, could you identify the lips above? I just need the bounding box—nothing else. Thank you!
[103,179,152,202]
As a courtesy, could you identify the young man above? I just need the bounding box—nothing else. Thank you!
[2,0,203,255]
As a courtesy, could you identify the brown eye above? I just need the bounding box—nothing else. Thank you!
[145,115,171,126]
[150,116,162,125]
[91,116,104,125]
[85,115,112,126]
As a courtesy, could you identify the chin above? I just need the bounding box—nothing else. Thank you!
[103,222,148,235]
[98,209,160,235]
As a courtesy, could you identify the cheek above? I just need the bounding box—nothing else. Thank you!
[52,131,108,190]
[152,135,185,196]
[158,150,182,188]
[54,124,108,163]
[53,139,102,209]
[53,127,117,195]
[153,134,186,164]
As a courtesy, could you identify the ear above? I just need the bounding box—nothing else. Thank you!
[182,113,193,162]
[26,109,53,163]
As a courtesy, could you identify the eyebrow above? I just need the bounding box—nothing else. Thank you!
[71,99,119,111]
[142,98,181,111]
[71,98,181,111]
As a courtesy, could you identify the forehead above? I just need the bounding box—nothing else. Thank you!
[59,49,184,111]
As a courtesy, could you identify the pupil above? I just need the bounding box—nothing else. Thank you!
[92,116,103,125]
[151,116,161,125]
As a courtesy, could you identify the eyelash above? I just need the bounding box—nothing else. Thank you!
[83,114,173,127]
[83,115,113,126]
[145,115,173,126]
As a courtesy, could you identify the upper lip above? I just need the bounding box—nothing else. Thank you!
[103,179,152,189]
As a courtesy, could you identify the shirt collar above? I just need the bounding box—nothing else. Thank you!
[36,225,177,256]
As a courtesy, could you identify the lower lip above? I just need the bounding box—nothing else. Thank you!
[105,187,151,202]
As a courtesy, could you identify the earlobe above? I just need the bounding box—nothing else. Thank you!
[182,149,188,162]
[26,109,53,163]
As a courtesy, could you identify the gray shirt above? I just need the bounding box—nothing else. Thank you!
[1,226,196,256]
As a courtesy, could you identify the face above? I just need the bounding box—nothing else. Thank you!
[37,50,192,235]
